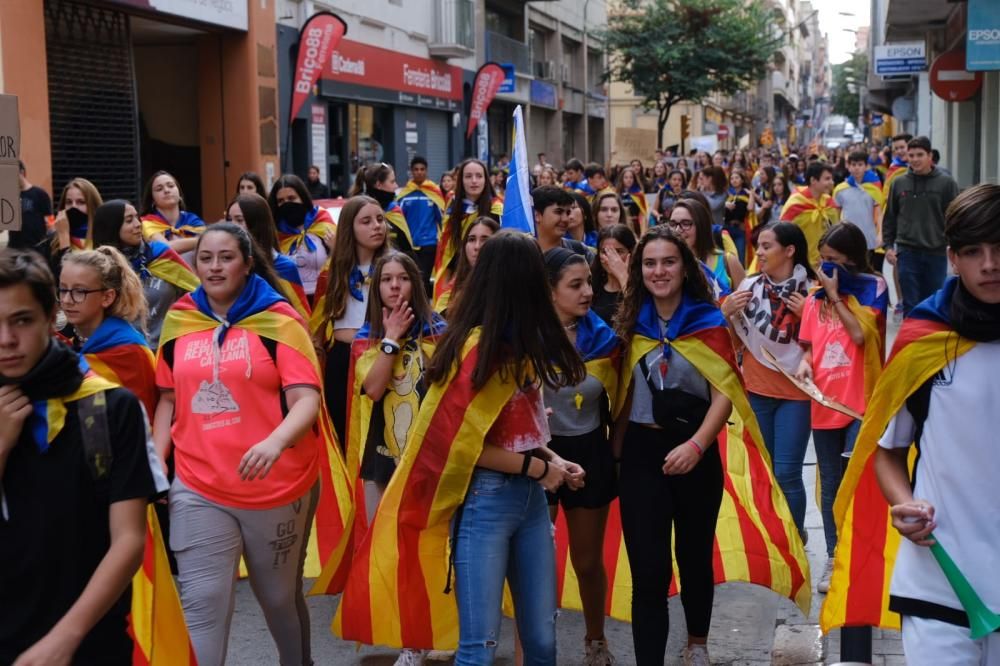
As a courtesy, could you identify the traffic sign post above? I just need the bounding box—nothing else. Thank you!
[874,42,926,76]
[717,124,730,142]
[930,49,984,101]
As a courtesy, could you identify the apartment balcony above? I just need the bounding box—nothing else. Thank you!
[428,0,475,59]
[486,30,530,73]
[772,70,797,108]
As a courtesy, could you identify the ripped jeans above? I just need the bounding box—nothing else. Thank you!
[453,469,558,665]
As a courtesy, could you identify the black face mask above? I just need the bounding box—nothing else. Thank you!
[65,207,88,234]
[277,201,309,228]
[950,279,1000,343]
[369,188,395,210]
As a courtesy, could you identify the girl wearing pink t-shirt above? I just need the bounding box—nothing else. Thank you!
[153,224,322,666]
[795,222,888,594]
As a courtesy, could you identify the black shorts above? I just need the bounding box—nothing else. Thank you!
[546,427,618,510]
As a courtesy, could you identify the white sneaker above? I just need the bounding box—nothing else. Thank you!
[393,648,424,666]
[683,643,710,666]
[424,650,454,662]
[583,639,616,665]
[817,559,834,594]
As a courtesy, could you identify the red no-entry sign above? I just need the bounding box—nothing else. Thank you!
[930,49,983,102]
[717,124,730,140]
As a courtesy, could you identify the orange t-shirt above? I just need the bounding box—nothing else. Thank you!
[156,327,320,509]
[741,349,807,401]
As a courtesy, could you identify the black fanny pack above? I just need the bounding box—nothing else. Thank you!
[639,355,710,442]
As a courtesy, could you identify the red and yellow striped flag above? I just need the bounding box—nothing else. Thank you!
[779,188,840,268]
[329,329,519,650]
[397,180,447,212]
[129,506,197,666]
[566,296,812,618]
[820,278,976,632]
[432,198,504,302]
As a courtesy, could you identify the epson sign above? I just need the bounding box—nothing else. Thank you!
[969,29,1000,43]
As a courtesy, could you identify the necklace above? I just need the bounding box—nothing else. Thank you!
[564,320,578,331]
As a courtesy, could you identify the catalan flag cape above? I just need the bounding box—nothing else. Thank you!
[158,276,354,582]
[432,197,504,302]
[277,205,337,255]
[625,186,649,225]
[384,200,417,253]
[820,278,977,633]
[69,219,90,249]
[882,158,908,198]
[141,210,205,242]
[330,329,523,650]
[130,505,197,666]
[397,179,446,212]
[311,316,448,596]
[834,170,886,210]
[81,317,158,417]
[779,188,840,269]
[604,294,812,619]
[134,241,200,293]
[272,252,311,320]
[26,353,119,452]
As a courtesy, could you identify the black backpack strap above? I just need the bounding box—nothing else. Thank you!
[260,337,289,418]
[77,391,113,481]
[161,339,176,370]
[903,376,934,488]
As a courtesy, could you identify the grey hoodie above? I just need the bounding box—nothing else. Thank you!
[882,167,959,254]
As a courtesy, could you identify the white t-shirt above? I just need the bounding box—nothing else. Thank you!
[333,264,371,331]
[878,341,1000,615]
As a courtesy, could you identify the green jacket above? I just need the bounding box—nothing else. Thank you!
[882,167,959,254]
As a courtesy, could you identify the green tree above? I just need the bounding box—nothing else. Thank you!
[602,0,781,147]
[832,52,868,119]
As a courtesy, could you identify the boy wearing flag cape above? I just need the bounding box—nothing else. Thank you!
[0,248,172,665]
[779,162,839,269]
[396,156,446,293]
[820,184,1000,662]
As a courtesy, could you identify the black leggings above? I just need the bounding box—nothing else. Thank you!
[618,422,724,666]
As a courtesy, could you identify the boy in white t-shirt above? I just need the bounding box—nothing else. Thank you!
[874,183,1000,664]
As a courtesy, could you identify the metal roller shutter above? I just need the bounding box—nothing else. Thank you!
[424,112,451,181]
[45,0,140,203]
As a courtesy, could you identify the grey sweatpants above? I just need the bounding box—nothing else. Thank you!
[168,477,319,666]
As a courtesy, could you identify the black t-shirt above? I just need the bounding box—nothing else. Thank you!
[0,388,155,665]
[7,186,53,249]
[592,285,622,327]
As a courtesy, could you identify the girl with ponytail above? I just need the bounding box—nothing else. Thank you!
[349,163,416,259]
[59,246,158,415]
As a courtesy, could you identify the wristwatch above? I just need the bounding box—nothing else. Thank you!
[380,338,401,355]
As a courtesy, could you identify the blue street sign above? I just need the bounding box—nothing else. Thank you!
[871,113,884,127]
[499,64,516,93]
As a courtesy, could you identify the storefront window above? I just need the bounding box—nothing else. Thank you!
[348,103,388,174]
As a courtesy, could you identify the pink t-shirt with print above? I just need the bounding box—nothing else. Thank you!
[799,293,877,429]
[156,327,320,509]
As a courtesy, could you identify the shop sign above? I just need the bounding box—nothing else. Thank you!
[874,42,926,76]
[0,94,21,232]
[325,39,462,102]
[310,104,327,184]
[290,13,347,123]
[467,63,506,139]
[967,0,1000,71]
[108,0,248,31]
[499,64,516,93]
[530,79,557,109]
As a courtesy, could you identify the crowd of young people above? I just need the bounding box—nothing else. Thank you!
[1,132,989,666]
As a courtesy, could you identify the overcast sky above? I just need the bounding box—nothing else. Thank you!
[815,0,872,64]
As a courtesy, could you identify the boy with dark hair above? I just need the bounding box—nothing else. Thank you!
[531,186,594,259]
[305,165,331,200]
[834,150,885,270]
[8,161,53,252]
[883,133,914,197]
[780,162,840,267]
[396,155,446,293]
[0,248,162,664]
[871,183,999,661]
[883,136,959,314]
[562,159,584,190]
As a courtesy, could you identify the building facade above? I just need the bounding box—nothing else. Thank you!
[866,0,1000,188]
[278,0,609,193]
[0,0,279,219]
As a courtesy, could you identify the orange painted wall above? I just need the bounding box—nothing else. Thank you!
[0,1,53,195]
[198,0,278,217]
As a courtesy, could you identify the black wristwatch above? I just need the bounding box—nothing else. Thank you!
[380,338,401,355]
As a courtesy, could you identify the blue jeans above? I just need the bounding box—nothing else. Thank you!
[897,248,947,316]
[748,394,811,534]
[453,469,557,666]
[812,421,861,557]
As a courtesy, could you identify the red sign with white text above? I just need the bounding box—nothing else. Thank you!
[322,39,463,101]
[290,12,347,123]
[466,62,506,139]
